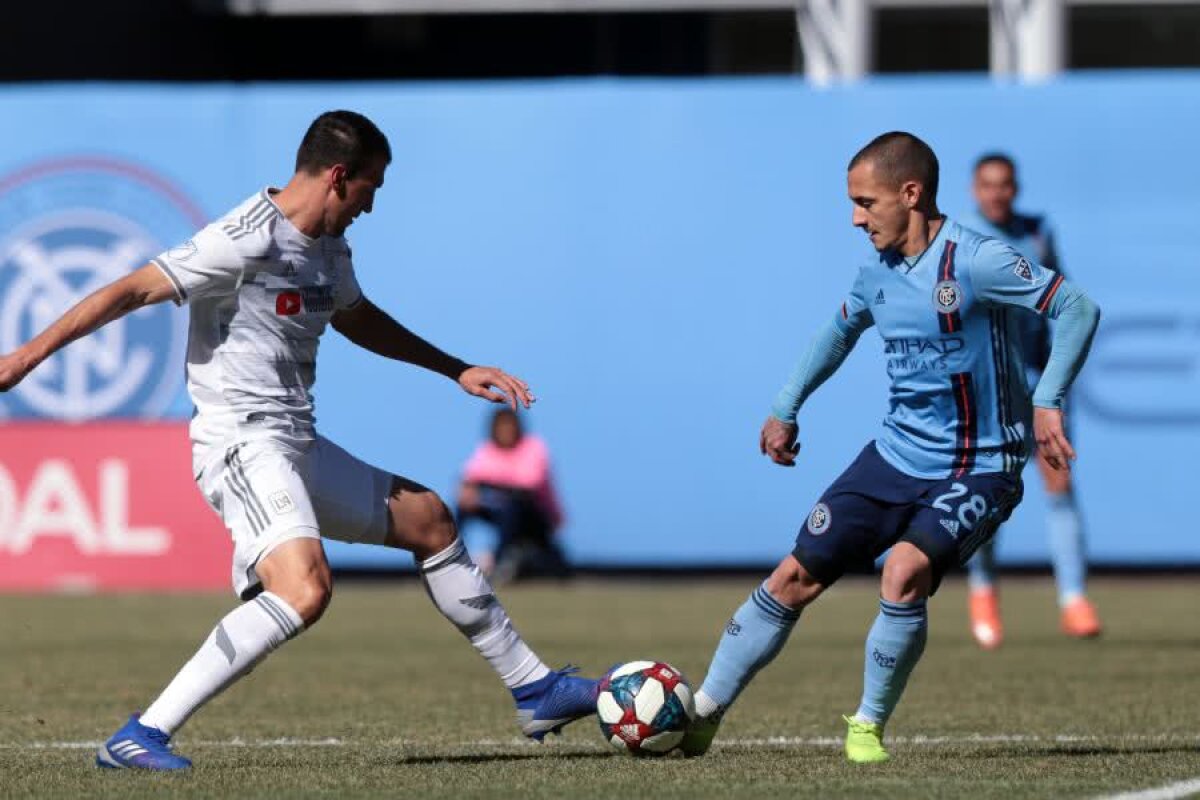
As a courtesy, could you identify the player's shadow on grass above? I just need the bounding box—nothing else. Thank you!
[392,751,613,766]
[965,744,1198,759]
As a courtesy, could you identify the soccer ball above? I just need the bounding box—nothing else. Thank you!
[597,660,695,756]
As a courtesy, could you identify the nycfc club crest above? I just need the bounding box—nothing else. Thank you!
[933,280,963,314]
[806,502,832,535]
[0,158,204,420]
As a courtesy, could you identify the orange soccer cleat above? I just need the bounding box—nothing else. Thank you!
[969,587,1004,650]
[1060,597,1102,639]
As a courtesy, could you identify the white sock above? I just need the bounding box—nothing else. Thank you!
[419,539,550,689]
[693,690,722,720]
[139,592,304,735]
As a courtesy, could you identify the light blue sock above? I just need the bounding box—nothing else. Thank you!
[1047,492,1087,606]
[855,598,928,726]
[966,536,998,591]
[696,581,800,713]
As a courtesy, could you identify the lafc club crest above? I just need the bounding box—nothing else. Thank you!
[933,280,963,314]
[806,502,832,535]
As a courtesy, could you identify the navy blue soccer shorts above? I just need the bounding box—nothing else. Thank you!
[792,442,1023,590]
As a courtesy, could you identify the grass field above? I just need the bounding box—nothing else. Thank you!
[1,577,1197,799]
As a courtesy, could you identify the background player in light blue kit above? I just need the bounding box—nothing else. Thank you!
[963,153,1102,648]
[680,132,1100,763]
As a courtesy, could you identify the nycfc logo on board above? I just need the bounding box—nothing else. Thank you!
[806,502,831,535]
[0,158,204,420]
[932,280,962,314]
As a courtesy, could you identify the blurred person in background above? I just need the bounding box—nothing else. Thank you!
[457,408,570,582]
[963,152,1101,648]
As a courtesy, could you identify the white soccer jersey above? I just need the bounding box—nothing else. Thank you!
[152,190,364,471]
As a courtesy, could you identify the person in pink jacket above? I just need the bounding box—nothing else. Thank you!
[456,409,570,581]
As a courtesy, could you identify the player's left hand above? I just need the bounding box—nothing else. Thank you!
[458,366,534,410]
[1034,406,1075,472]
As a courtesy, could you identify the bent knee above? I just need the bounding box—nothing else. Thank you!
[388,489,457,559]
[765,555,824,609]
[881,544,932,602]
[265,563,332,626]
[285,578,332,626]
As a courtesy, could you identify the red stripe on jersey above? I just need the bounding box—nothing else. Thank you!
[951,372,977,477]
[1036,273,1065,313]
[940,240,957,281]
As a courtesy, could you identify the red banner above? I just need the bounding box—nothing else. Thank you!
[0,422,230,592]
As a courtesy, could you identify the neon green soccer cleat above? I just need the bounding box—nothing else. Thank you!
[843,715,890,763]
[678,713,723,758]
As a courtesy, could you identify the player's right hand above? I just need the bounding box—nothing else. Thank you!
[760,416,800,467]
[0,351,32,392]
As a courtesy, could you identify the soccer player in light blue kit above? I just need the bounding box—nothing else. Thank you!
[962,153,1101,648]
[680,132,1100,763]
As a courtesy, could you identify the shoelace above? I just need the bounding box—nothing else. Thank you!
[143,727,173,750]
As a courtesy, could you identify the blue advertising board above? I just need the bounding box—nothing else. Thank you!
[0,74,1196,568]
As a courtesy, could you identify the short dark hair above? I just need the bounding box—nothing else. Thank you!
[295,110,391,178]
[974,151,1017,178]
[848,131,940,205]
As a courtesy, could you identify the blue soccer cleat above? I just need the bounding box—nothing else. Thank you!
[513,667,599,741]
[95,713,192,771]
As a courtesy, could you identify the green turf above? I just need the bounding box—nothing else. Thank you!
[1,578,1197,798]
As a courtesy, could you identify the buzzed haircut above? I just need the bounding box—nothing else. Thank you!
[295,110,392,178]
[974,152,1017,178]
[848,131,940,205]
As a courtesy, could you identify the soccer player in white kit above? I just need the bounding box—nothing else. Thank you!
[0,111,598,770]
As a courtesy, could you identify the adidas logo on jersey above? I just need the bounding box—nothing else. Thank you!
[939,518,960,537]
[874,289,886,305]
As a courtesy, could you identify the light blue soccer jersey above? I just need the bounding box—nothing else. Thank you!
[964,210,1062,371]
[835,218,1068,479]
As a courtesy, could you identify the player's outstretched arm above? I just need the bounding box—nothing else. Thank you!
[330,297,533,409]
[0,263,177,392]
